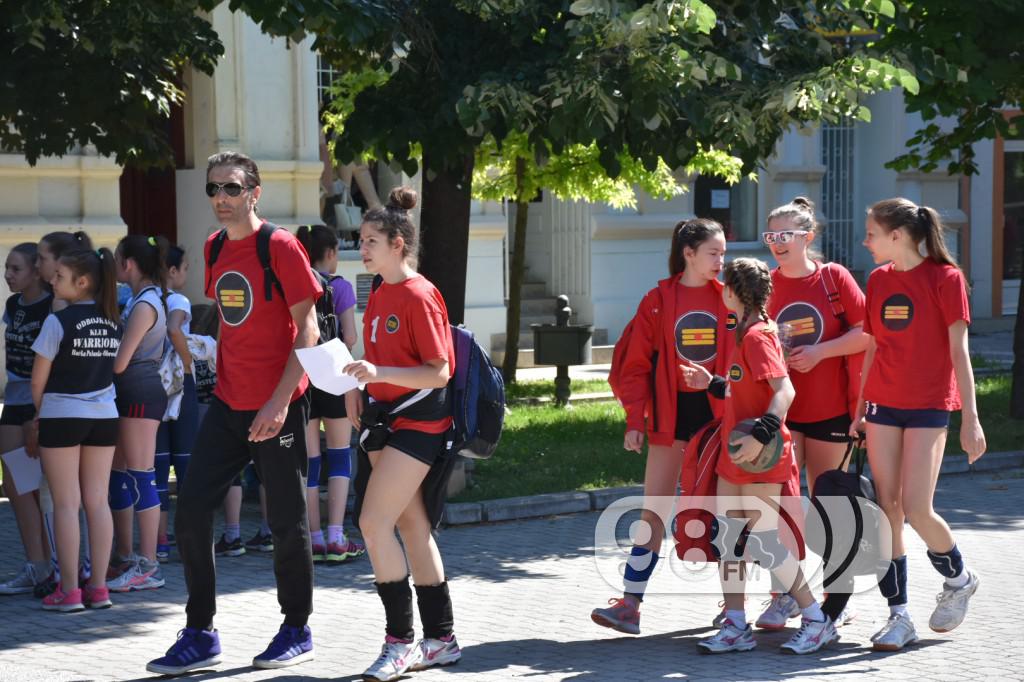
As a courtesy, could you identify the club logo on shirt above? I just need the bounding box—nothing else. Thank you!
[215,271,253,327]
[385,314,400,334]
[728,364,743,382]
[674,311,718,364]
[775,302,824,347]
[12,309,24,327]
[726,312,738,330]
[881,293,913,331]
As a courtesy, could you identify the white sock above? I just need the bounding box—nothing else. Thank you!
[945,569,971,589]
[725,609,746,626]
[311,530,325,546]
[801,601,825,622]
[327,525,346,545]
[890,604,909,617]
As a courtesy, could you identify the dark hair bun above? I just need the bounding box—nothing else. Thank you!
[388,186,418,211]
[792,197,815,212]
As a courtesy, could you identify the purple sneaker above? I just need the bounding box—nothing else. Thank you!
[252,624,314,669]
[146,628,222,676]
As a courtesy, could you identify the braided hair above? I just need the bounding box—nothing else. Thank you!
[723,257,775,344]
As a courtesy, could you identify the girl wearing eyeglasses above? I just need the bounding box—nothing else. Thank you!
[852,198,985,651]
[759,197,869,632]
[592,219,730,636]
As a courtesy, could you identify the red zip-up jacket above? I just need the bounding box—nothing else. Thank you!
[616,276,733,446]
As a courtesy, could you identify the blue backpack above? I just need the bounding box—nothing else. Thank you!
[450,325,505,459]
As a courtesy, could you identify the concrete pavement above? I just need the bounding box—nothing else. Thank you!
[1,469,1023,681]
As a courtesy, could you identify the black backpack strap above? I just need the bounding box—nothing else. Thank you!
[371,273,384,293]
[205,229,228,295]
[255,223,286,302]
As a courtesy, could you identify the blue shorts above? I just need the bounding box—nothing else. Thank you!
[864,402,950,429]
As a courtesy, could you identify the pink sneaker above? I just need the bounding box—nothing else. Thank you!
[311,543,328,563]
[84,585,112,609]
[591,597,641,635]
[325,539,366,562]
[42,587,84,612]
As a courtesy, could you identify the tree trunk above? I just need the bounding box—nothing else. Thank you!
[418,153,475,325]
[501,158,530,385]
[1011,245,1024,418]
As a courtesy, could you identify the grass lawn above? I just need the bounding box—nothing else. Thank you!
[505,378,611,401]
[455,373,1024,502]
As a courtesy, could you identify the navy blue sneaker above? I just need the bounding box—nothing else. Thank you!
[146,628,222,676]
[252,624,314,669]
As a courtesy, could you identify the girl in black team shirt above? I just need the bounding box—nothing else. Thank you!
[30,248,122,612]
[344,188,461,682]
[0,243,53,596]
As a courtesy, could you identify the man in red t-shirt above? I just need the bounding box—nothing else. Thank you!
[148,152,322,676]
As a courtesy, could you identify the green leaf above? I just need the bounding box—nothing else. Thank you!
[857,105,872,123]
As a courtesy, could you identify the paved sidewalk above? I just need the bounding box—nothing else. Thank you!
[1,470,1023,681]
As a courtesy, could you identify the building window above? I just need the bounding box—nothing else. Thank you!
[317,54,341,105]
[821,119,856,267]
[694,176,757,241]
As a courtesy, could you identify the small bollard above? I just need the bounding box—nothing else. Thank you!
[530,295,593,407]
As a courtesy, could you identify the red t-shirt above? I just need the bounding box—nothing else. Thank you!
[204,226,322,410]
[672,281,726,392]
[363,274,455,434]
[717,322,797,486]
[863,259,969,411]
[768,262,865,422]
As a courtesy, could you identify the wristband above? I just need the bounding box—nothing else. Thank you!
[708,376,727,400]
[751,412,782,445]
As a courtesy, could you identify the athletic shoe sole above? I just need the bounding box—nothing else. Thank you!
[590,611,640,635]
[780,633,839,655]
[146,655,222,675]
[409,655,461,671]
[215,548,246,558]
[697,641,757,654]
[41,602,85,613]
[872,635,919,652]
[252,650,314,669]
[109,578,166,593]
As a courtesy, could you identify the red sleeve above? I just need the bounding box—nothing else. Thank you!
[836,265,866,327]
[270,232,322,307]
[618,289,660,432]
[410,291,452,365]
[745,328,787,382]
[937,266,970,327]
[862,275,876,336]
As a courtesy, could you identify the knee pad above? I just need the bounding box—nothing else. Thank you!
[129,468,160,513]
[325,447,352,479]
[307,456,322,489]
[709,515,749,562]
[109,470,133,511]
[746,530,791,570]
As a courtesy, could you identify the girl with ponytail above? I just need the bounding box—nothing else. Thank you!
[30,248,122,611]
[680,257,832,655]
[593,218,730,635]
[852,198,985,651]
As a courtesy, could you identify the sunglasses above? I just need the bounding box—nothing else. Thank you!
[205,182,254,198]
[762,230,809,245]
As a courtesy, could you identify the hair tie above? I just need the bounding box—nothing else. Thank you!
[148,236,157,247]
[95,250,103,260]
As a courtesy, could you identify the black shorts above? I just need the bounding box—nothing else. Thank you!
[38,418,119,448]
[0,403,35,427]
[787,413,853,443]
[864,402,951,429]
[115,369,167,420]
[675,391,714,442]
[384,429,448,467]
[309,386,347,420]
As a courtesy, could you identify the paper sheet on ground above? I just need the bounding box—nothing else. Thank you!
[296,338,363,396]
[1,447,42,495]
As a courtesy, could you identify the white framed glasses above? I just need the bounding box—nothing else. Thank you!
[762,230,809,245]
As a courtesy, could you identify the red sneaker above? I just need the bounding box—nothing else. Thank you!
[84,585,112,609]
[591,597,641,635]
[42,587,84,613]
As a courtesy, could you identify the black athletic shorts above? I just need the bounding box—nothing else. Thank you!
[384,429,449,467]
[0,403,35,427]
[787,413,853,443]
[38,418,119,448]
[115,368,167,420]
[675,391,714,442]
[309,386,347,420]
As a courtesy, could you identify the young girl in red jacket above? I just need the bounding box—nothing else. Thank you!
[761,197,869,630]
[852,198,986,651]
[681,257,834,655]
[592,218,729,635]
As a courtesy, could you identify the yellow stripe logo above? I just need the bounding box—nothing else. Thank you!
[681,328,715,346]
[884,305,910,320]
[788,317,817,336]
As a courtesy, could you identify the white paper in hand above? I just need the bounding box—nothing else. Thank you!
[1,447,42,495]
[296,338,363,396]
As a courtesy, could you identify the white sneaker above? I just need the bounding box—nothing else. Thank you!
[755,594,800,630]
[0,562,40,595]
[697,619,757,654]
[929,570,979,632]
[872,611,919,651]
[408,634,461,671]
[106,559,165,593]
[362,635,420,681]
[835,605,856,627]
[780,617,839,654]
